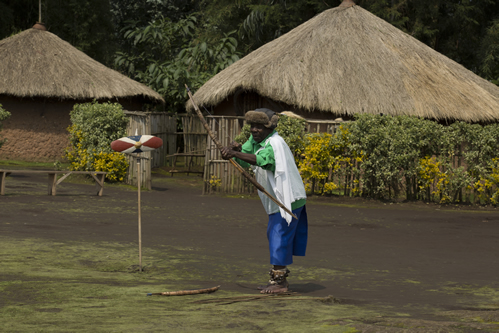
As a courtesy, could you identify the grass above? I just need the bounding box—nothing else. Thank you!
[0,159,67,169]
[0,237,381,332]
[3,236,499,332]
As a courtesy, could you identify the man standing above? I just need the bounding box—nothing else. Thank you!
[221,108,308,294]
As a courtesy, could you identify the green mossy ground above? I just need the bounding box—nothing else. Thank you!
[1,237,380,332]
[2,236,499,332]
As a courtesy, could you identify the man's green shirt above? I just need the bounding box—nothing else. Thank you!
[234,130,306,210]
[234,130,276,172]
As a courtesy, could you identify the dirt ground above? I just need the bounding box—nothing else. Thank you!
[2,168,499,331]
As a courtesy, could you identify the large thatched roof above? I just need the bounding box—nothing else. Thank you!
[188,1,499,122]
[0,25,164,104]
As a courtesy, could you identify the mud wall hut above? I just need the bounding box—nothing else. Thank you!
[0,23,164,162]
[187,0,499,124]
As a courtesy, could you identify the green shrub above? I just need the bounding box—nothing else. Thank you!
[65,101,129,182]
[0,104,11,149]
[317,114,499,204]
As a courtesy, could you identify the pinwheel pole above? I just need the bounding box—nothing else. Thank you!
[111,133,163,272]
[136,152,143,271]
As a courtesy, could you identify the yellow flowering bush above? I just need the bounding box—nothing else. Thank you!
[64,101,129,182]
[474,158,499,204]
[417,156,452,203]
[490,159,499,205]
[208,175,222,190]
[299,133,334,194]
[93,152,129,182]
[299,133,354,195]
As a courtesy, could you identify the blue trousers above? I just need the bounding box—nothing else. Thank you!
[267,205,308,266]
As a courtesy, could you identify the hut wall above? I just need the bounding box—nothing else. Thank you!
[0,96,73,161]
[0,96,157,163]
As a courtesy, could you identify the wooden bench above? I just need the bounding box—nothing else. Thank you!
[0,170,108,196]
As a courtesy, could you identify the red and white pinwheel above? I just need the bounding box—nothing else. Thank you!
[111,135,163,154]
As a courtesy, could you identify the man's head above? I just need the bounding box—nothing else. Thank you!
[245,108,278,143]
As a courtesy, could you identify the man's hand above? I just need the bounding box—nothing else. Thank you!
[221,142,257,165]
[221,146,237,160]
[229,141,242,152]
[221,142,242,160]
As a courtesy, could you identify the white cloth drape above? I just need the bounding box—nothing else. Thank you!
[253,132,306,225]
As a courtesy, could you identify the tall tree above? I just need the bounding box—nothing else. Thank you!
[198,0,340,53]
[115,14,242,113]
[0,0,116,66]
[109,0,198,54]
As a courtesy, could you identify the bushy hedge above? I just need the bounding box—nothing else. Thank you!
[299,114,499,205]
[65,101,129,182]
[0,104,11,149]
[234,114,307,159]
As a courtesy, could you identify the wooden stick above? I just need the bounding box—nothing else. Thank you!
[185,85,297,220]
[147,285,220,296]
[191,292,298,304]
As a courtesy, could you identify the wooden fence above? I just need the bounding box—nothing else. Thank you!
[202,117,345,194]
[203,116,252,194]
[124,111,177,189]
[124,112,209,188]
[124,111,344,192]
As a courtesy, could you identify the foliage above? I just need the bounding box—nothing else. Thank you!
[0,0,116,65]
[2,0,499,86]
[485,158,499,205]
[64,101,129,182]
[480,18,499,83]
[234,114,306,158]
[92,151,129,182]
[275,115,307,159]
[114,14,242,113]
[298,133,337,195]
[294,114,499,205]
[208,175,222,191]
[0,103,11,149]
[199,0,335,53]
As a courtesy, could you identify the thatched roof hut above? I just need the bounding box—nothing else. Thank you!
[187,0,499,123]
[0,23,164,161]
[0,23,164,105]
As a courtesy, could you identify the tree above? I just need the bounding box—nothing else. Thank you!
[480,18,499,83]
[109,0,198,55]
[115,14,242,113]
[198,0,339,53]
[0,0,116,66]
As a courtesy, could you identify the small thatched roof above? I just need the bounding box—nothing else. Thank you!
[188,0,499,122]
[0,24,164,104]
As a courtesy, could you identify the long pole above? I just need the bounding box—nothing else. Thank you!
[39,0,41,22]
[137,155,142,271]
[185,84,297,220]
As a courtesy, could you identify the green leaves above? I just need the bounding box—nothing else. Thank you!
[114,15,242,113]
[65,101,129,173]
[0,103,11,149]
[294,114,499,203]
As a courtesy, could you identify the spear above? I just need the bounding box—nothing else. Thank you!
[185,84,297,220]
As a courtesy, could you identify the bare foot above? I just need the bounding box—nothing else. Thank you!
[259,281,289,294]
